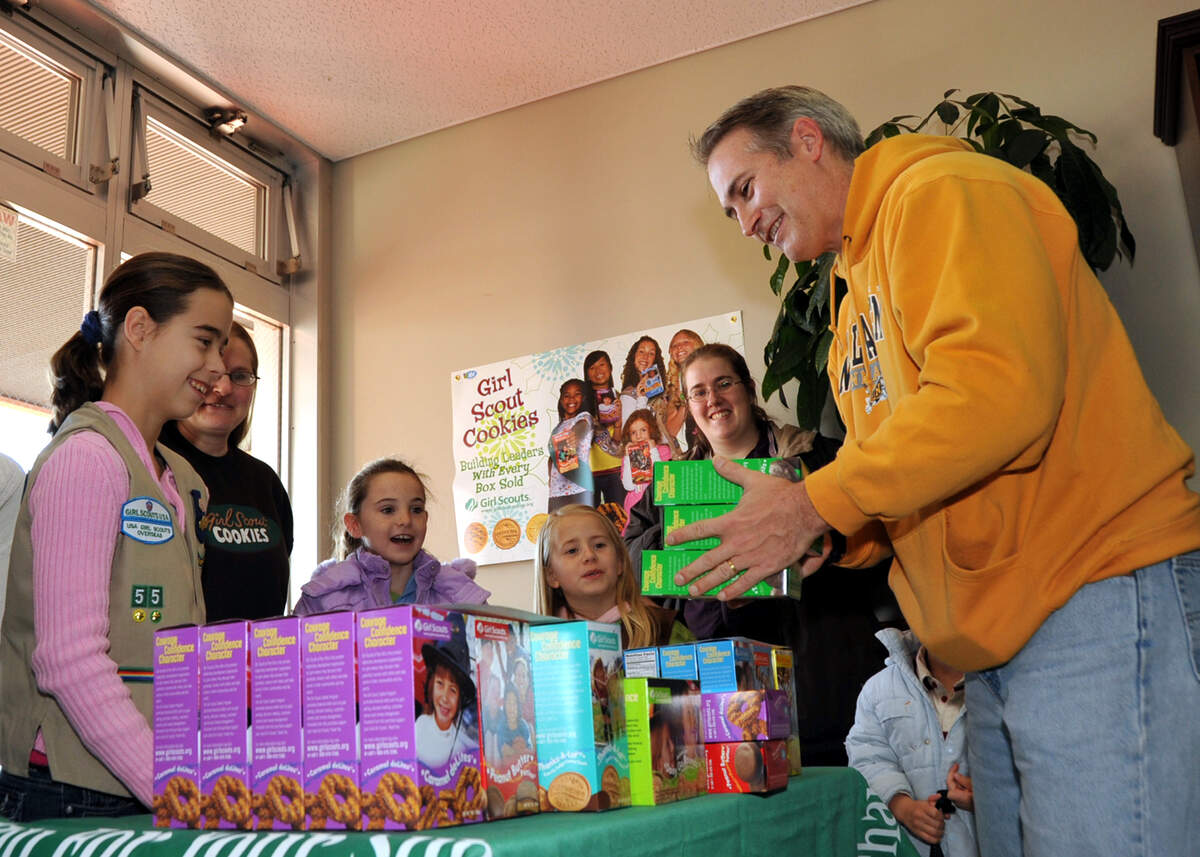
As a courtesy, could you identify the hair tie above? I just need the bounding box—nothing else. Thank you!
[80,310,104,346]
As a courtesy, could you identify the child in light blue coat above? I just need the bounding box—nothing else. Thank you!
[846,629,977,857]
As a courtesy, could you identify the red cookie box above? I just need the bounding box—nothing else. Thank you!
[700,690,792,743]
[250,616,305,830]
[199,620,251,830]
[301,610,360,830]
[153,624,200,829]
[705,740,789,794]
[465,612,540,820]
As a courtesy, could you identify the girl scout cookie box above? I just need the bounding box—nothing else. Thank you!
[625,677,705,805]
[250,616,305,830]
[530,620,630,811]
[706,740,789,794]
[356,604,486,830]
[464,611,541,820]
[199,620,251,830]
[302,610,360,830]
[153,624,200,828]
[652,458,798,505]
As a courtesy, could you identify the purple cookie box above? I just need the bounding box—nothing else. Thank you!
[153,625,200,829]
[251,616,304,830]
[301,610,359,830]
[700,690,792,743]
[200,621,251,829]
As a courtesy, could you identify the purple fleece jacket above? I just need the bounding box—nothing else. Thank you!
[293,547,489,616]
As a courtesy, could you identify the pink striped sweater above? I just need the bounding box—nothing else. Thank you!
[27,401,185,805]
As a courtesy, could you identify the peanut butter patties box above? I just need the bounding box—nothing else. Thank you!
[624,678,705,806]
[250,616,305,830]
[465,612,540,820]
[153,624,200,829]
[355,605,486,830]
[530,621,630,811]
[705,739,789,794]
[200,620,252,830]
[302,610,360,830]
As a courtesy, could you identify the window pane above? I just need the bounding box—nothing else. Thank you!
[0,396,51,471]
[0,29,79,161]
[0,211,96,410]
[144,116,263,256]
[234,307,284,477]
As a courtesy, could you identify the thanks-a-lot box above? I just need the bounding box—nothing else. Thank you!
[700,690,792,743]
[658,644,698,681]
[302,610,360,830]
[250,616,305,830]
[696,638,759,692]
[640,551,792,598]
[153,625,200,829]
[624,678,705,805]
[652,458,798,505]
[530,621,629,811]
[356,606,419,831]
[661,504,735,551]
[705,740,789,794]
[623,647,660,678]
[199,620,251,830]
[771,646,803,776]
[465,612,540,820]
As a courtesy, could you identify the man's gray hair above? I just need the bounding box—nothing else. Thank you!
[691,85,865,165]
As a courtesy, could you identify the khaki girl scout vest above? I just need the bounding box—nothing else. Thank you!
[0,403,207,798]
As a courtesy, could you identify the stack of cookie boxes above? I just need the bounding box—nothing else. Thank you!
[624,638,796,793]
[155,605,627,831]
[640,458,801,599]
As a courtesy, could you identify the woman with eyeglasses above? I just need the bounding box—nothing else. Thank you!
[161,321,293,620]
[622,342,904,767]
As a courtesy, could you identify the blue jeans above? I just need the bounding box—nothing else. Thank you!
[965,552,1200,857]
[0,764,144,822]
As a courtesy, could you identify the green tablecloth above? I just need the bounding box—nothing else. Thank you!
[0,767,918,857]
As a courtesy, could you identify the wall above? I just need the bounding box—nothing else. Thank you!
[330,0,1200,610]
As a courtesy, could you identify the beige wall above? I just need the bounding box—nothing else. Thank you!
[330,0,1200,610]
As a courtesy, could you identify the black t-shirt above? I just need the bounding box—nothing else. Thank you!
[161,422,293,621]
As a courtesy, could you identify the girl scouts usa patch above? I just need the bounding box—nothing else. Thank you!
[121,496,174,544]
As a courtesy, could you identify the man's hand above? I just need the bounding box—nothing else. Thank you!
[946,763,974,811]
[666,456,831,599]
[888,793,946,845]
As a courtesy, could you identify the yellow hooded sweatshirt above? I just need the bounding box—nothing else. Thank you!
[803,135,1200,671]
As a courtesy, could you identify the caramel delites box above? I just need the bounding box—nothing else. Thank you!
[530,621,630,811]
[411,606,486,827]
[153,624,200,828]
[250,616,305,830]
[625,678,705,806]
[465,614,540,820]
[356,606,420,831]
[771,646,803,775]
[301,611,360,830]
[199,621,251,830]
[705,740,789,794]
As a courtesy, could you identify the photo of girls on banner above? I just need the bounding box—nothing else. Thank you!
[450,311,744,565]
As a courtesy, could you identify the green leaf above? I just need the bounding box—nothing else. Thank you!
[1055,142,1116,270]
[943,88,959,99]
[762,244,772,261]
[936,101,960,125]
[769,253,790,296]
[813,329,834,374]
[1004,128,1049,168]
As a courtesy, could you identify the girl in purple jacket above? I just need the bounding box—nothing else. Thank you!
[294,458,489,615]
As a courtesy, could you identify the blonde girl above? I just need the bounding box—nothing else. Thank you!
[534,504,690,648]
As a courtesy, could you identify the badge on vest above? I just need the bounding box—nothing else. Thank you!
[132,584,164,623]
[120,496,174,544]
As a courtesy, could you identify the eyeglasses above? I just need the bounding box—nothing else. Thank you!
[220,370,260,387]
[685,377,744,402]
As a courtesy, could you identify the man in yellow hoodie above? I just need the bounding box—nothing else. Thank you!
[672,86,1200,857]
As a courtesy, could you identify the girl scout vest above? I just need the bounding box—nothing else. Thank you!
[0,403,207,797]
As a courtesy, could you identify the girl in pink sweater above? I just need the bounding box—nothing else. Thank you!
[0,254,232,822]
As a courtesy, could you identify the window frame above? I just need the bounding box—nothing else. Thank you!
[129,83,285,284]
[0,13,104,193]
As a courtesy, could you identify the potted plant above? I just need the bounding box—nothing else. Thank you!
[761,90,1136,430]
